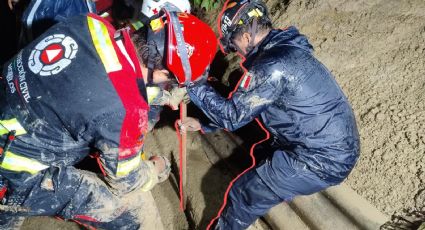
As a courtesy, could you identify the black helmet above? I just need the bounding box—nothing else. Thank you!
[218,0,269,54]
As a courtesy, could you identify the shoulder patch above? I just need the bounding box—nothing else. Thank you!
[28,34,78,76]
[239,73,252,90]
[87,16,122,73]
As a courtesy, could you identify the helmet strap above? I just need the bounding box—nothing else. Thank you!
[246,17,258,54]
[166,11,192,85]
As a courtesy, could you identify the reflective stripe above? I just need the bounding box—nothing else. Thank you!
[0,118,27,136]
[25,0,43,41]
[0,151,48,174]
[86,0,96,13]
[116,39,135,71]
[247,8,264,18]
[116,152,142,177]
[87,17,122,73]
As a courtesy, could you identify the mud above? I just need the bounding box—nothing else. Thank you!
[18,0,425,228]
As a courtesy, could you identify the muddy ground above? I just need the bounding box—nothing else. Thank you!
[16,0,425,229]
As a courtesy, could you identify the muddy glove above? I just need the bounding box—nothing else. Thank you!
[149,155,171,183]
[151,87,189,110]
[139,155,171,191]
[177,117,202,133]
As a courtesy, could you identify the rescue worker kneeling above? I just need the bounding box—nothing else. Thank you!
[0,7,216,229]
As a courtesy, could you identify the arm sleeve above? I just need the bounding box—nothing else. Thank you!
[200,122,221,133]
[187,71,281,131]
[92,112,158,196]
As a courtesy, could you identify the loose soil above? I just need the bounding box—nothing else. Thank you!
[18,0,425,229]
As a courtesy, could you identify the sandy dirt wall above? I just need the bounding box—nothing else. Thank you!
[208,0,425,216]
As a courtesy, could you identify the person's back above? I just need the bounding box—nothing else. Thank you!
[0,8,218,228]
[1,13,147,173]
[0,14,154,229]
[243,27,360,183]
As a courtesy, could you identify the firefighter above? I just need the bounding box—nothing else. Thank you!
[179,0,360,229]
[0,7,216,229]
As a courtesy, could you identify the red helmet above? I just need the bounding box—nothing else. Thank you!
[147,9,217,85]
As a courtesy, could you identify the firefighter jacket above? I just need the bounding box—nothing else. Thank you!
[188,27,360,184]
[0,14,155,195]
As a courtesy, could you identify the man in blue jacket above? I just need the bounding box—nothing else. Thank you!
[180,0,360,229]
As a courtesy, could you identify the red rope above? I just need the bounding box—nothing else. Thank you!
[174,119,185,211]
[89,152,107,177]
[207,6,270,225]
[206,118,270,229]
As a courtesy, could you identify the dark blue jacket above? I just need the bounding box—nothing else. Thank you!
[188,27,360,184]
[20,0,96,46]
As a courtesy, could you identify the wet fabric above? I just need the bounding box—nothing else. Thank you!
[0,14,153,228]
[188,27,360,184]
[0,166,142,229]
[20,0,96,47]
[215,151,330,229]
[189,27,360,229]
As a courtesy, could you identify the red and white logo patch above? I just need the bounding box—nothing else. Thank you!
[28,34,78,76]
[40,44,64,64]
[239,73,252,90]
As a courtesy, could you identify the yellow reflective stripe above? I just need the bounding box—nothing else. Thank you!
[0,118,27,136]
[0,127,8,136]
[0,151,48,174]
[147,86,161,104]
[150,18,164,31]
[116,152,142,177]
[87,16,122,73]
[247,8,263,18]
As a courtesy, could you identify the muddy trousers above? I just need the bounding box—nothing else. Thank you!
[216,150,334,230]
[0,166,142,230]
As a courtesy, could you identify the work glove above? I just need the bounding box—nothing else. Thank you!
[151,87,190,110]
[177,117,202,133]
[140,155,171,192]
[150,155,171,183]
